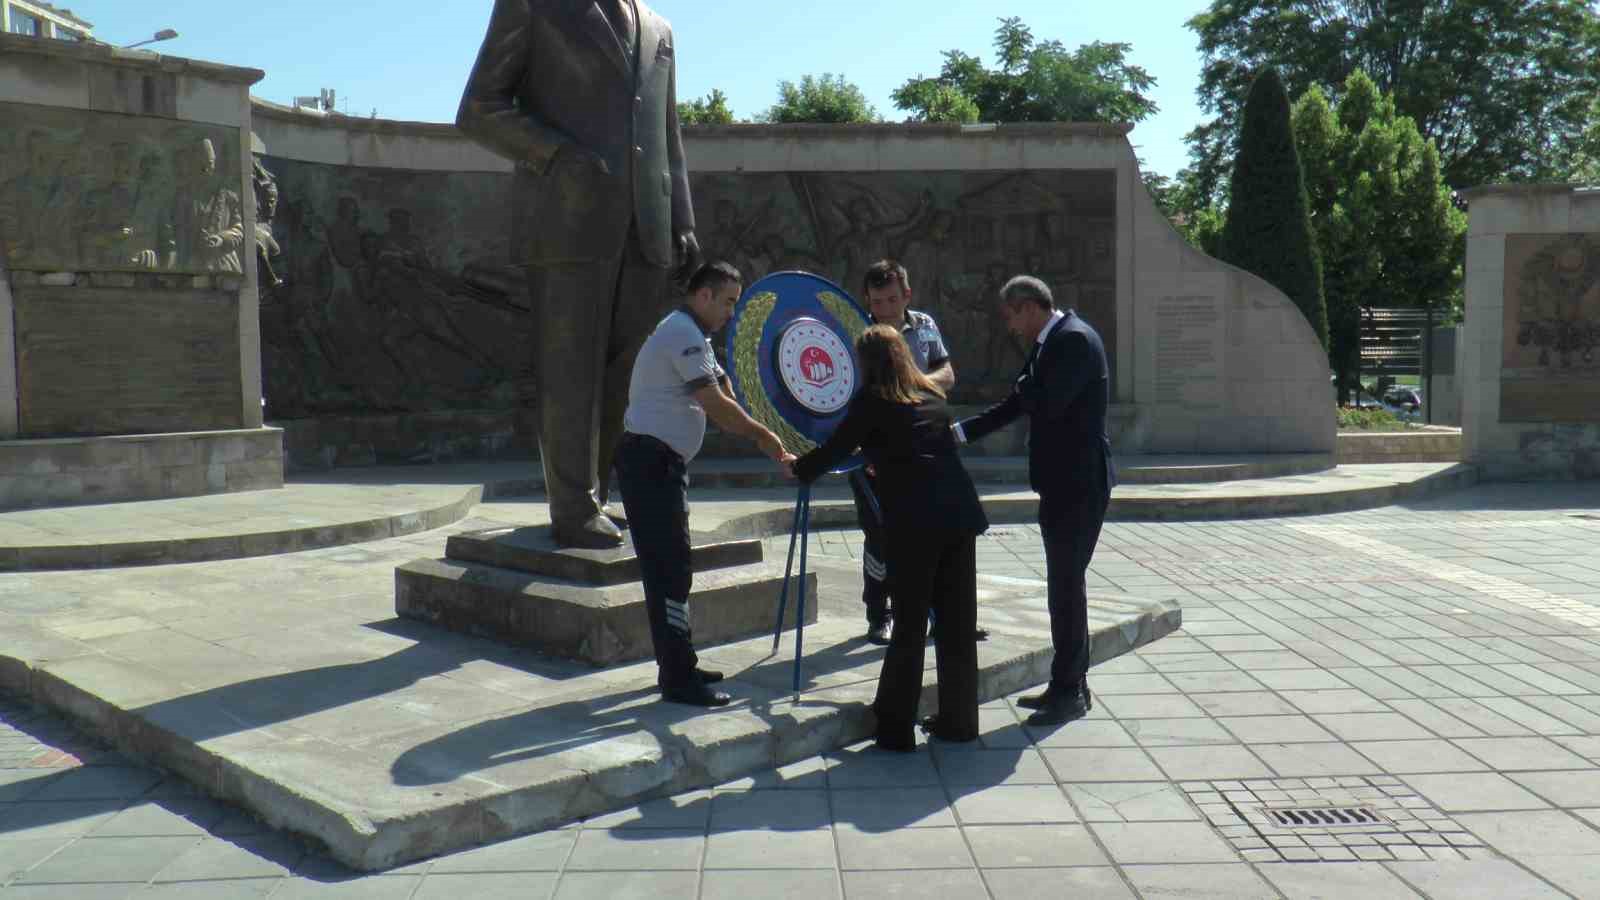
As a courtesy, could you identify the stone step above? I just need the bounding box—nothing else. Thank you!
[0,580,1179,871]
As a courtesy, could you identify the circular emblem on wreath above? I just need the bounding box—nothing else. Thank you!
[776,317,855,415]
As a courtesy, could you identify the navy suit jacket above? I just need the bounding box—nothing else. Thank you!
[959,311,1116,499]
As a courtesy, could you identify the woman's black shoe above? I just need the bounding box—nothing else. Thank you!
[661,683,732,707]
[918,716,978,743]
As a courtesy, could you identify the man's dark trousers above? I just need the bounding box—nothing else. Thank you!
[1039,461,1111,694]
[847,469,891,628]
[614,432,700,690]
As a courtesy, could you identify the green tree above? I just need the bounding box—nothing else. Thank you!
[892,17,1158,124]
[678,89,735,125]
[1218,68,1328,350]
[1292,72,1467,402]
[761,74,877,124]
[1185,0,1600,203]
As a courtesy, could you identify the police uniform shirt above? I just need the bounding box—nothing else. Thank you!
[624,308,725,462]
[874,309,949,375]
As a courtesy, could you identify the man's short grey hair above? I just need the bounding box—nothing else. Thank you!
[999,275,1054,311]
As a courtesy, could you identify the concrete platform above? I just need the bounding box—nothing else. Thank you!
[0,460,1474,571]
[0,558,1178,871]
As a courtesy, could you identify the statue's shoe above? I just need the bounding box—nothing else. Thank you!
[603,506,629,531]
[551,513,624,549]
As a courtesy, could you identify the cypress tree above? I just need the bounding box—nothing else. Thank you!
[1219,68,1329,349]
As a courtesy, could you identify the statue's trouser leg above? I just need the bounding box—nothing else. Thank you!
[526,227,670,527]
[596,228,670,508]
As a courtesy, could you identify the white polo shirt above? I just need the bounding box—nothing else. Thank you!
[623,308,725,462]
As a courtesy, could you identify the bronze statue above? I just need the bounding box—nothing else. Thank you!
[457,0,700,548]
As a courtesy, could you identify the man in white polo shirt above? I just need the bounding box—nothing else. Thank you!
[616,261,794,707]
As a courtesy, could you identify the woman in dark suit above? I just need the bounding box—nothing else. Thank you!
[791,325,989,751]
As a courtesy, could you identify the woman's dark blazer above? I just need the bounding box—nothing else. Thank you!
[793,391,988,538]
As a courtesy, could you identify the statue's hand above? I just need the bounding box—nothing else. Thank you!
[673,231,702,287]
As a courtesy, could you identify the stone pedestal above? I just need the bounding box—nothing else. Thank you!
[395,525,817,666]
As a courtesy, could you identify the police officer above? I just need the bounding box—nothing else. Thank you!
[615,262,794,707]
[852,260,985,645]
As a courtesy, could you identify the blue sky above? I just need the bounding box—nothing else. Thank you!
[80,0,1211,179]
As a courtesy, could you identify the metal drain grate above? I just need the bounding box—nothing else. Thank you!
[1265,805,1389,828]
[1183,776,1490,864]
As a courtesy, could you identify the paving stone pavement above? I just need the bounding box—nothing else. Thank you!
[2,481,1600,897]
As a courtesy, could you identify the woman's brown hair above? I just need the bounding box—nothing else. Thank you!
[856,324,944,404]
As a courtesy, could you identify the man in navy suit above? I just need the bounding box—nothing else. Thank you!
[955,275,1115,726]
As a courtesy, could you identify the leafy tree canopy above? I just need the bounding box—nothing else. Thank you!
[893,17,1158,124]
[761,74,878,124]
[678,88,736,126]
[1185,0,1600,202]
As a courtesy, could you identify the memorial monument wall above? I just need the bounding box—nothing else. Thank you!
[252,104,1335,467]
[1460,184,1600,479]
[0,35,283,509]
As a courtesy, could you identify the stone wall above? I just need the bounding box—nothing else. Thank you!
[1461,184,1600,479]
[0,34,283,506]
[252,105,1335,460]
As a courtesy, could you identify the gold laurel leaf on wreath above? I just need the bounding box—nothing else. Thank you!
[731,291,817,454]
[817,291,868,344]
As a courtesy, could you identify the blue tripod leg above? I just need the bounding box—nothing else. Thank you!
[774,485,806,650]
[793,485,811,693]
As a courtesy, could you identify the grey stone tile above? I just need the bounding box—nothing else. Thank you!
[1311,713,1435,741]
[1386,699,1487,739]
[1259,860,1422,898]
[1453,737,1592,770]
[266,876,422,898]
[701,869,841,900]
[153,835,302,881]
[0,771,62,803]
[710,789,830,831]
[1281,689,1389,714]
[0,802,122,841]
[87,801,222,838]
[411,872,560,900]
[704,828,836,869]
[1404,773,1552,812]
[1088,674,1177,695]
[840,868,984,899]
[1146,745,1274,781]
[981,867,1134,900]
[715,757,829,791]
[1163,670,1267,693]
[1217,715,1336,744]
[824,748,941,788]
[948,784,1079,824]
[1122,717,1235,746]
[0,838,73,884]
[1519,853,1600,898]
[552,870,698,900]
[828,787,955,829]
[564,828,704,871]
[1063,783,1200,822]
[429,829,578,873]
[1042,748,1165,782]
[583,791,711,830]
[1554,735,1600,761]
[963,824,1107,868]
[931,748,1054,786]
[1253,742,1385,778]
[1089,822,1239,864]
[1190,692,1301,717]
[15,835,199,884]
[1097,694,1206,719]
[1123,862,1278,898]
[1350,739,1492,774]
[138,879,281,898]
[1029,720,1134,748]
[1508,772,1600,808]
[834,824,973,870]
[1454,809,1600,856]
[1250,669,1351,691]
[0,885,143,898]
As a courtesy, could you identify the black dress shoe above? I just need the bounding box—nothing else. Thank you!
[865,621,890,645]
[661,683,732,707]
[551,513,624,549]
[695,667,724,684]
[919,716,978,743]
[1016,689,1055,710]
[1081,678,1093,712]
[1025,692,1088,727]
